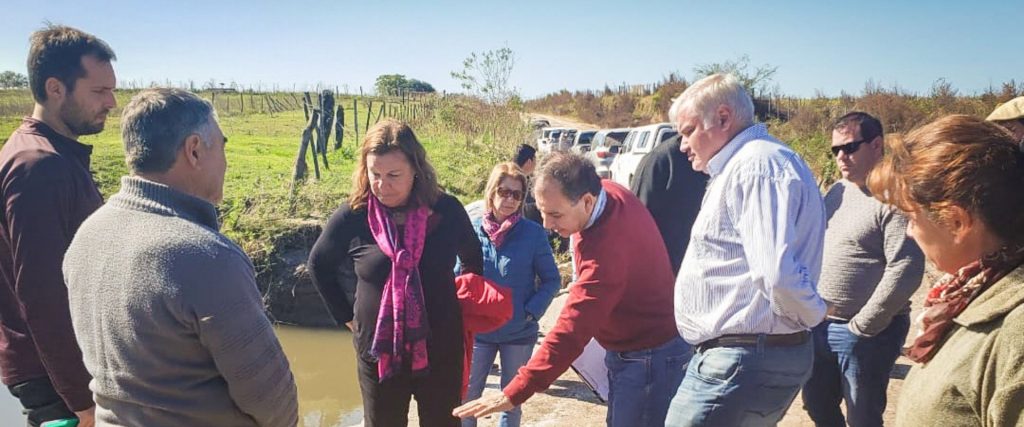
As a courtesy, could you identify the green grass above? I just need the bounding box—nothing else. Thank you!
[1,91,528,276]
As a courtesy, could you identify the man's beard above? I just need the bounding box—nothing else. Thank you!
[60,96,107,137]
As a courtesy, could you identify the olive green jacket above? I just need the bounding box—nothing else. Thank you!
[897,264,1024,426]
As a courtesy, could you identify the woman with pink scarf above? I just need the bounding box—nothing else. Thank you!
[458,162,561,427]
[866,115,1024,426]
[309,119,483,427]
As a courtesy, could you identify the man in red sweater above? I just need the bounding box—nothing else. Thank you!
[454,152,689,427]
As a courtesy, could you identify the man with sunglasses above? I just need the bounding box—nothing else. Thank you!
[802,112,924,427]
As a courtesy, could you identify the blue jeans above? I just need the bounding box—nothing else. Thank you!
[605,335,691,427]
[802,315,910,427]
[665,335,813,426]
[462,341,535,427]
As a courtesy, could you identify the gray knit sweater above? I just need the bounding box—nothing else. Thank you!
[819,180,925,337]
[63,177,297,427]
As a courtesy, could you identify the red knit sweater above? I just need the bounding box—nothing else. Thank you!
[503,180,678,405]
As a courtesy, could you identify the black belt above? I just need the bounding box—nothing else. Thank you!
[696,331,809,352]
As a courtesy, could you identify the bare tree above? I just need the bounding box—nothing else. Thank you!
[451,47,517,105]
[694,55,778,97]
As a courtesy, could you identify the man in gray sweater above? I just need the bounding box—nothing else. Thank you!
[62,88,298,426]
[801,112,924,427]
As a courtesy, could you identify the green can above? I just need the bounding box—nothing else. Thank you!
[40,419,79,427]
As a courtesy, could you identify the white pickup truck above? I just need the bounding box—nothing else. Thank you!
[609,123,677,188]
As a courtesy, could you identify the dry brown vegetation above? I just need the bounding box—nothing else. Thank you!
[527,77,1024,186]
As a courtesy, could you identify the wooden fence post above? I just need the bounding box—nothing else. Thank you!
[316,90,333,168]
[309,110,321,180]
[302,92,310,122]
[292,109,320,185]
[335,105,344,150]
[353,98,360,143]
[365,100,373,132]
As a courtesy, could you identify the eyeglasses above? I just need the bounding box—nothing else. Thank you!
[496,187,524,201]
[830,137,874,156]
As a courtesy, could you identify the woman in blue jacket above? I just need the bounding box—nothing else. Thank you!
[460,162,561,427]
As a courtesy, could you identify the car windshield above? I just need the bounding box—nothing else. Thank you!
[607,132,628,145]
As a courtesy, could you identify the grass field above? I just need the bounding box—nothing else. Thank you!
[0,89,528,278]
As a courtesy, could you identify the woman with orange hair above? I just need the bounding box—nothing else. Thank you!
[867,115,1024,426]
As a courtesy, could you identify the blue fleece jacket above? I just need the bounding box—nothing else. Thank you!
[457,217,561,344]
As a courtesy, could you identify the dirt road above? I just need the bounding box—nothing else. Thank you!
[528,113,600,131]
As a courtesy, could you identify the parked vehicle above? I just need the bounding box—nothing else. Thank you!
[537,127,565,153]
[584,128,631,179]
[571,130,597,154]
[558,129,577,152]
[539,127,577,153]
[609,123,677,187]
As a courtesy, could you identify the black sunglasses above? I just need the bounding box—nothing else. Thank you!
[496,187,524,201]
[830,137,874,156]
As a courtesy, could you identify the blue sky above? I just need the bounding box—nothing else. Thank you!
[1,0,1020,98]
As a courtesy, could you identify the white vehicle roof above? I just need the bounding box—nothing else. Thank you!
[630,123,673,132]
[594,127,631,135]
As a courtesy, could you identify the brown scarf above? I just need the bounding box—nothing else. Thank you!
[905,246,1024,363]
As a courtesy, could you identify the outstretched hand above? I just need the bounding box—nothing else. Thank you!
[452,392,515,420]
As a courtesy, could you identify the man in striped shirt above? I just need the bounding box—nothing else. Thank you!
[665,74,828,426]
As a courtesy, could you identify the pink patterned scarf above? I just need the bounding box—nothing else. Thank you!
[367,195,431,381]
[481,212,521,248]
[905,245,1024,363]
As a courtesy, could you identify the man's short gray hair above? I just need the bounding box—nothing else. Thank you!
[121,88,216,174]
[668,73,754,131]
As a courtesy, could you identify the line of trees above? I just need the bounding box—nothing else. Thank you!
[374,74,436,96]
[0,71,29,89]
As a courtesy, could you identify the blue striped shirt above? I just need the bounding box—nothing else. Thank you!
[675,123,827,344]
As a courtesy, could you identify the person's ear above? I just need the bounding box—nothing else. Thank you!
[183,134,203,168]
[44,77,65,103]
[945,205,974,245]
[717,105,733,130]
[580,192,597,213]
[871,136,884,156]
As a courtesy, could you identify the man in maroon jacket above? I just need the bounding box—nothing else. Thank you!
[455,152,689,427]
[0,25,116,427]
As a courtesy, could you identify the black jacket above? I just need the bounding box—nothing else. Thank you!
[630,137,708,275]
